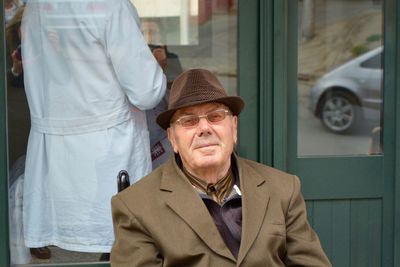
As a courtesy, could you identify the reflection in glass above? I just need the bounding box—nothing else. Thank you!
[134,0,238,96]
[7,0,237,265]
[133,0,199,45]
[297,0,383,156]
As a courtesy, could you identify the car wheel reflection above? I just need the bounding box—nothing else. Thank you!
[319,91,359,134]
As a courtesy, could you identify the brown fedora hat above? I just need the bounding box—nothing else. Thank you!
[156,68,244,129]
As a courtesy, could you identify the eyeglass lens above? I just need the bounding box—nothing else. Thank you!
[177,109,229,127]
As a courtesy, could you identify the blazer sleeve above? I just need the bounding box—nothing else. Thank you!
[111,195,163,267]
[284,175,332,267]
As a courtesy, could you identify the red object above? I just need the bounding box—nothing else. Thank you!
[198,0,212,24]
[15,46,22,61]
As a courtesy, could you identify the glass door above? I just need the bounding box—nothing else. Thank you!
[285,0,396,265]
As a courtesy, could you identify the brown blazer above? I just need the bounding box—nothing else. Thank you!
[111,156,332,267]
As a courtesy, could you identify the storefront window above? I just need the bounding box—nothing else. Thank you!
[6,0,237,265]
[297,0,383,156]
[135,0,238,96]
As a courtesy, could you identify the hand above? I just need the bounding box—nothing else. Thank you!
[11,50,23,76]
[47,28,61,52]
[152,47,167,71]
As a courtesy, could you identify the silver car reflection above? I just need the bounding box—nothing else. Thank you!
[310,46,383,134]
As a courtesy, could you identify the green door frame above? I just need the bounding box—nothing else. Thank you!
[237,0,274,166]
[237,0,263,162]
[392,1,400,265]
[380,1,398,260]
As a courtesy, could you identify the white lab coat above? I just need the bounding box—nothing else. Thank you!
[21,0,166,252]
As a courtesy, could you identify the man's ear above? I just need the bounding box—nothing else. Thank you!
[167,127,179,153]
[232,116,238,145]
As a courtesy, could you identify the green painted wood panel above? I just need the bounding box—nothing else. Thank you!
[331,201,350,267]
[306,199,381,267]
[312,201,333,258]
[297,156,383,199]
[350,199,381,267]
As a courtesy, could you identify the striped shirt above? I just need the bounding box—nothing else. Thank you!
[182,167,234,204]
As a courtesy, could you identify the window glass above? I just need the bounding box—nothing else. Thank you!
[297,0,383,156]
[6,0,237,265]
[360,52,382,69]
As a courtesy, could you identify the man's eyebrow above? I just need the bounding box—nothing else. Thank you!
[177,105,225,117]
[176,110,196,116]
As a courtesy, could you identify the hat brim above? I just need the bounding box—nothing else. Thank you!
[156,96,245,130]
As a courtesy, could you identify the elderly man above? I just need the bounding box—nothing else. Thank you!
[111,69,332,266]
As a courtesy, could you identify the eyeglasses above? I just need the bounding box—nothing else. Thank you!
[173,109,232,128]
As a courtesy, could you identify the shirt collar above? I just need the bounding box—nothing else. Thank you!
[181,164,234,204]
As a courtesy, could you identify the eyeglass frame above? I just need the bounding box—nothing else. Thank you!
[171,109,232,128]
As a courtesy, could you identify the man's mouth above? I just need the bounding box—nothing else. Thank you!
[194,143,218,149]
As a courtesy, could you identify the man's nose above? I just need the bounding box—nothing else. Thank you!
[196,117,212,136]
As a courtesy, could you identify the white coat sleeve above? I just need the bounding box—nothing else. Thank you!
[105,0,166,110]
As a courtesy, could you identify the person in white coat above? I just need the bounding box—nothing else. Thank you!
[21,0,166,253]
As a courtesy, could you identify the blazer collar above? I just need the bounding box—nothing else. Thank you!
[159,155,270,264]
[160,156,236,262]
[236,157,270,265]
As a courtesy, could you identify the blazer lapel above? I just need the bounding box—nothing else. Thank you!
[237,159,270,265]
[160,159,236,262]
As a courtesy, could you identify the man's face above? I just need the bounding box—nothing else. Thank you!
[167,102,238,176]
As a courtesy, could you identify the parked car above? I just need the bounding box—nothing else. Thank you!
[309,46,383,134]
